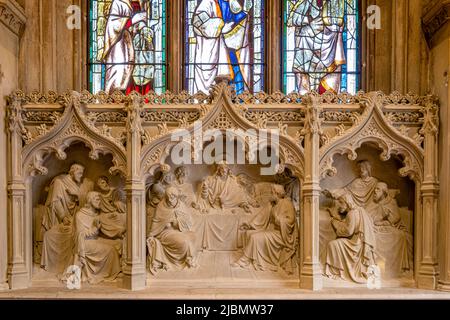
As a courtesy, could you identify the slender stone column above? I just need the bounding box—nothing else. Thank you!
[6,92,30,289]
[299,95,323,290]
[122,93,147,290]
[418,97,440,289]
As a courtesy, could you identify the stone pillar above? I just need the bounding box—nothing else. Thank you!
[6,92,30,290]
[0,0,26,291]
[299,95,323,290]
[418,97,440,290]
[122,93,147,290]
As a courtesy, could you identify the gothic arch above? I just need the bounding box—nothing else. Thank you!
[140,82,305,180]
[319,99,424,183]
[21,96,127,178]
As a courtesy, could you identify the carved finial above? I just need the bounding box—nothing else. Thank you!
[7,90,32,142]
[210,75,233,101]
[300,92,323,136]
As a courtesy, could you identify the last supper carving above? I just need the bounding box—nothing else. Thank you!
[4,77,440,291]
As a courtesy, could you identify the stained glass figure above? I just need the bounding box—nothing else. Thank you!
[283,0,359,94]
[185,0,265,94]
[89,0,166,95]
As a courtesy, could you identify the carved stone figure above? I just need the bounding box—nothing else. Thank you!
[233,185,298,274]
[41,163,94,273]
[366,182,413,278]
[198,162,254,213]
[147,187,198,273]
[73,192,122,284]
[96,176,126,239]
[174,166,197,208]
[323,160,379,209]
[323,194,377,283]
[146,167,174,235]
[275,167,300,213]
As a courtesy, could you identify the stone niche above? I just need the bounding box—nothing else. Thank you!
[320,143,416,287]
[145,155,301,288]
[31,142,125,277]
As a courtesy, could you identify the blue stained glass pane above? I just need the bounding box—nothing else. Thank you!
[283,0,360,94]
[185,0,265,95]
[88,0,167,95]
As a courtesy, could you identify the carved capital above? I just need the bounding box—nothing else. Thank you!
[0,0,25,37]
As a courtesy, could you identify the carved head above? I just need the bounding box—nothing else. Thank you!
[216,163,230,177]
[86,191,102,211]
[96,176,111,192]
[165,187,179,208]
[162,172,174,185]
[357,160,372,179]
[175,166,187,183]
[373,182,389,203]
[337,194,357,213]
[69,163,85,184]
[271,184,286,202]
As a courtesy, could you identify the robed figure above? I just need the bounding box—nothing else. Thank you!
[324,194,377,283]
[287,0,346,93]
[100,0,157,94]
[41,164,93,274]
[198,163,253,213]
[366,182,413,278]
[147,187,198,273]
[73,192,122,284]
[192,0,253,93]
[233,185,298,274]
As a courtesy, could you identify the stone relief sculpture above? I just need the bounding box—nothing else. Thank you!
[146,165,175,235]
[233,184,298,274]
[174,166,197,208]
[147,187,198,273]
[6,86,438,291]
[275,167,300,213]
[73,192,123,284]
[41,163,94,274]
[36,162,126,284]
[198,162,256,214]
[366,182,413,278]
[96,176,127,239]
[323,193,377,283]
[321,159,414,282]
[323,160,378,210]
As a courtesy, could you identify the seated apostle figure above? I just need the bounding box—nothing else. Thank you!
[233,184,298,274]
[147,187,197,273]
[73,192,122,284]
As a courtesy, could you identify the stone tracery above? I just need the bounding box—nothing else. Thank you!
[5,79,440,291]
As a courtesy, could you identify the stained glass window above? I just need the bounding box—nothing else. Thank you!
[283,0,360,95]
[88,0,167,95]
[185,0,265,94]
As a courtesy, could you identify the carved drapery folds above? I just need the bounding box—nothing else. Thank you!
[5,84,440,291]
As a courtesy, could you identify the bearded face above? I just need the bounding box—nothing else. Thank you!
[71,167,84,184]
[373,186,386,203]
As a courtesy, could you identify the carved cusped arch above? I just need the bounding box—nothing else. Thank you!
[141,83,305,179]
[22,102,127,178]
[320,104,424,183]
